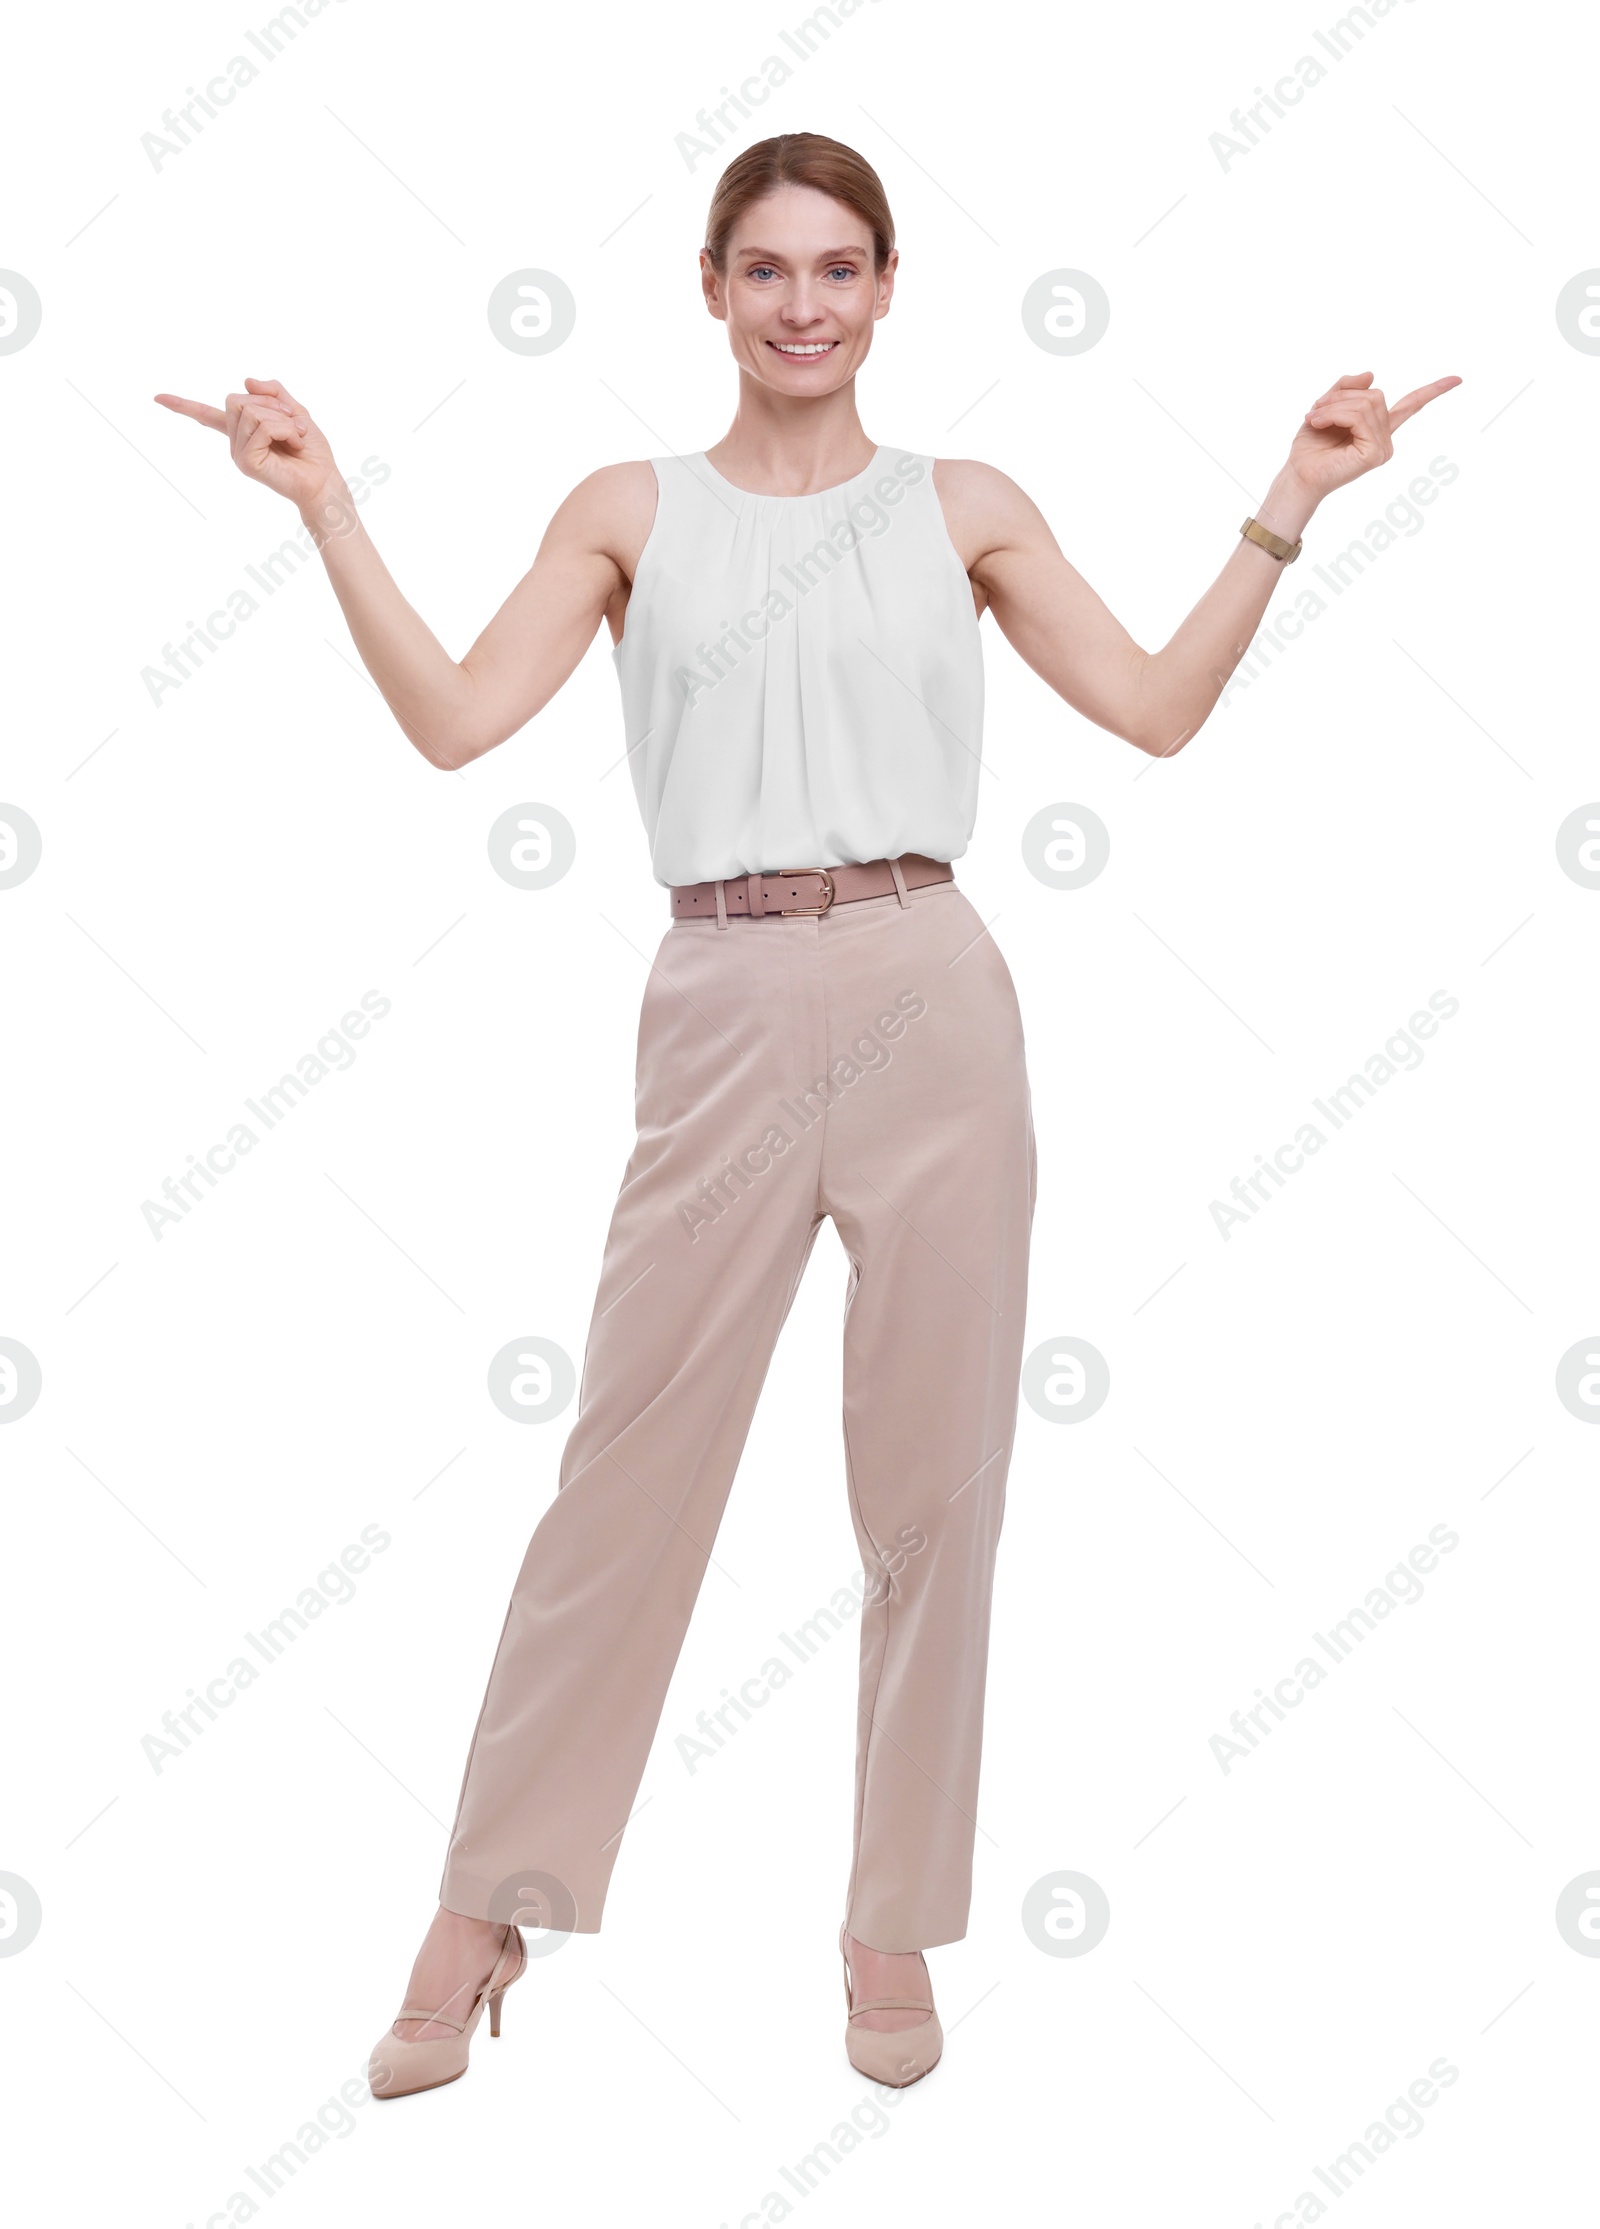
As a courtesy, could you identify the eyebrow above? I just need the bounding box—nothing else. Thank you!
[734,245,871,261]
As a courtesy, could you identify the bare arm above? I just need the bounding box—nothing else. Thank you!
[936,370,1461,759]
[302,462,651,768]
[153,376,654,770]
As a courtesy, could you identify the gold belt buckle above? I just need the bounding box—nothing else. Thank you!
[776,867,835,917]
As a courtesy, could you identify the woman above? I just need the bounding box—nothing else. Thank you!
[156,131,1458,2097]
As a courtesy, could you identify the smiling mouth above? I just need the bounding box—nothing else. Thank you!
[766,339,839,358]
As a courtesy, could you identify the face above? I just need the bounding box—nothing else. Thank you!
[701,184,896,392]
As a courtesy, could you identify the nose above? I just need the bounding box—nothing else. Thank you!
[780,281,827,326]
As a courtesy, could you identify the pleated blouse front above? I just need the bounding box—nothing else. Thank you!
[611,444,985,887]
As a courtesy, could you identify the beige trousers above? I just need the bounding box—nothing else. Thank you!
[439,877,1036,1952]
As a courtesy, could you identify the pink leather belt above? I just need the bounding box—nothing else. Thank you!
[669,853,955,922]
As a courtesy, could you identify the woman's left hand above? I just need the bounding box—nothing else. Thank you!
[1285,369,1461,504]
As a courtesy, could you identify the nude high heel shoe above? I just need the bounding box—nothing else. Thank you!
[838,1920,943,2087]
[367,1922,526,2099]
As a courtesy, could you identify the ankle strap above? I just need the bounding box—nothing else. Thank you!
[393,1923,522,2033]
[847,1995,935,2017]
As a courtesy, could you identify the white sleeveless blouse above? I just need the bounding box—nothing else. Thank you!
[611,445,985,886]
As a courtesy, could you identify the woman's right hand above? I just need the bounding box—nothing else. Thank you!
[153,376,342,517]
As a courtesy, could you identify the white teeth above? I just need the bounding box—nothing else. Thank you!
[772,342,834,354]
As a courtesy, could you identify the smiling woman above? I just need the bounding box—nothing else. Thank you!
[151,120,1460,2110]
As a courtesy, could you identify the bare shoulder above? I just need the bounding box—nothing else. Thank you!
[544,458,659,574]
[931,456,1057,567]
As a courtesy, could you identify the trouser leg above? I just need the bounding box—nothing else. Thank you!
[437,879,1035,1951]
[439,913,831,1929]
[815,883,1037,1952]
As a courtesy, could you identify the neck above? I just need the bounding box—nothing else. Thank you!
[707,384,874,497]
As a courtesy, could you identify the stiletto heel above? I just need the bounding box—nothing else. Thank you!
[368,1922,526,2099]
[838,1919,943,2087]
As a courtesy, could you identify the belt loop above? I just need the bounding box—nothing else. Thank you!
[747,870,765,919]
[714,878,728,931]
[888,856,911,908]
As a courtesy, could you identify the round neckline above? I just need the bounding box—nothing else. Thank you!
[693,444,886,502]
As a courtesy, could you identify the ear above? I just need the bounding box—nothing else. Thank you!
[699,251,727,323]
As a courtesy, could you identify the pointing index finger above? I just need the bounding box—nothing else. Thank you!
[154,393,229,433]
[1387,375,1463,429]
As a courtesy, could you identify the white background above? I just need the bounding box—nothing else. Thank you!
[3,0,1596,2222]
